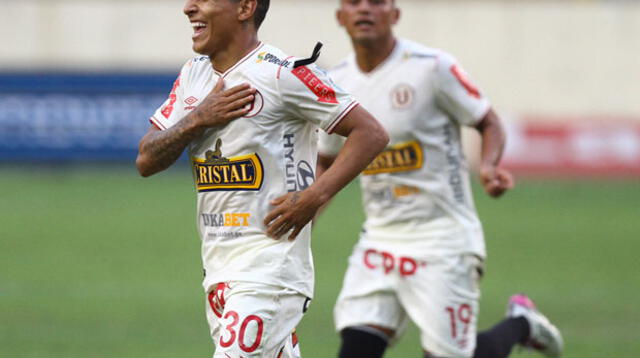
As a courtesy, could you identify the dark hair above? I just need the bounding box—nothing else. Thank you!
[253,0,270,29]
[234,0,269,29]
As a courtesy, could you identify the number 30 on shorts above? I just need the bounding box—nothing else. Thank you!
[219,310,264,353]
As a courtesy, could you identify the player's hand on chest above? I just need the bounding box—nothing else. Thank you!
[189,78,257,129]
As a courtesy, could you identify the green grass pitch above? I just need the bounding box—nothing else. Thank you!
[1,166,638,357]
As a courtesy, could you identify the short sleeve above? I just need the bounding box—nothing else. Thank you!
[318,131,346,157]
[149,62,190,130]
[278,64,359,134]
[434,53,490,126]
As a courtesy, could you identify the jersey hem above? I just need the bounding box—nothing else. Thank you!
[326,101,359,134]
[471,101,491,125]
[202,276,313,299]
[149,116,167,130]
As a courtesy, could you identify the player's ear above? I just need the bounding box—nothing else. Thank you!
[336,8,347,28]
[237,0,257,24]
[391,6,400,26]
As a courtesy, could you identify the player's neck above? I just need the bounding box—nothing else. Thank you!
[353,36,397,74]
[209,33,260,74]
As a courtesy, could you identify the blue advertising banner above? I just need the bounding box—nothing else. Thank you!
[0,73,176,161]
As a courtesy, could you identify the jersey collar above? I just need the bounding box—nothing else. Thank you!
[214,42,265,78]
[353,39,403,78]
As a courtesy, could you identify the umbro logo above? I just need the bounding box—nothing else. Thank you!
[184,96,198,110]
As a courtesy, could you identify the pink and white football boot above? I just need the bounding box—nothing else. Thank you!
[507,294,564,358]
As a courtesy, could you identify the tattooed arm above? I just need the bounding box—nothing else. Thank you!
[136,120,203,177]
[136,78,256,177]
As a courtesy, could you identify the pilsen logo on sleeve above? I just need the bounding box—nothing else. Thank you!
[192,139,264,192]
[292,66,339,104]
[363,141,423,175]
[161,76,181,118]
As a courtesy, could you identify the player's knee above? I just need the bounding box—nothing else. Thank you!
[339,326,391,358]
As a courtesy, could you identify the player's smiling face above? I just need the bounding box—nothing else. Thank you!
[183,0,239,56]
[337,0,399,45]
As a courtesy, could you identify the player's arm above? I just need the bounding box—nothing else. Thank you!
[316,153,336,181]
[433,53,514,197]
[312,136,343,221]
[474,108,514,197]
[136,79,256,177]
[264,105,388,240]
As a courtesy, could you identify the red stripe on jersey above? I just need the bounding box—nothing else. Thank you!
[149,116,166,130]
[450,64,481,99]
[161,75,181,119]
[327,102,359,134]
[292,66,339,104]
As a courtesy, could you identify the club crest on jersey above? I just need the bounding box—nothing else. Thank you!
[192,139,264,192]
[244,90,263,118]
[363,140,423,175]
[390,83,415,109]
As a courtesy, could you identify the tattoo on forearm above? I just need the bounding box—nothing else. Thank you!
[141,118,202,172]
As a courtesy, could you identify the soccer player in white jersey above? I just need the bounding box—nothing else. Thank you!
[317,1,564,358]
[136,0,388,357]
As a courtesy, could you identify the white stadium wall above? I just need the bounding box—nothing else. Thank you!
[1,0,639,173]
[2,0,639,116]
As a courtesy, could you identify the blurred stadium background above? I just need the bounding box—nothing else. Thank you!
[1,0,639,357]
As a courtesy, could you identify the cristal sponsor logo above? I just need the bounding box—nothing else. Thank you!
[362,140,423,175]
[201,213,251,227]
[283,133,315,192]
[256,52,292,67]
[363,249,427,277]
[292,66,339,104]
[192,139,264,192]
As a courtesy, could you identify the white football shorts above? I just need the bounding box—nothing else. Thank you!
[206,281,308,358]
[334,240,483,358]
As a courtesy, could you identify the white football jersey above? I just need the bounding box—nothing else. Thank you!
[150,42,358,297]
[319,39,489,257]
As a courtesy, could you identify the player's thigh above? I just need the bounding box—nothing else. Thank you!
[334,244,408,337]
[398,254,483,358]
[205,281,307,358]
